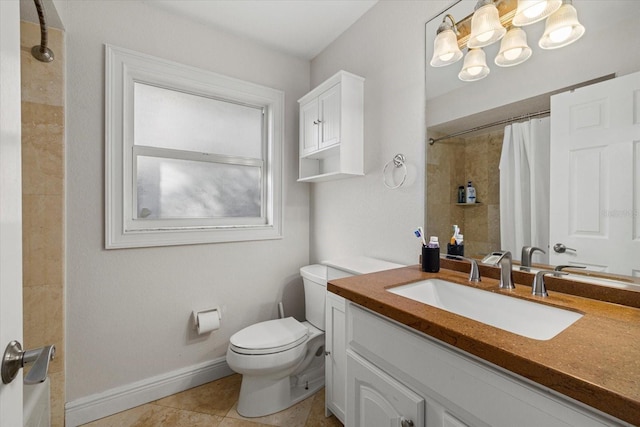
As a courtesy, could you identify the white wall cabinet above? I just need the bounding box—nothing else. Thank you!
[298,70,364,182]
[346,302,628,427]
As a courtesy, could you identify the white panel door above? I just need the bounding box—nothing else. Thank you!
[325,293,346,423]
[318,83,341,149]
[0,1,24,425]
[347,350,425,427]
[300,98,319,156]
[549,71,640,276]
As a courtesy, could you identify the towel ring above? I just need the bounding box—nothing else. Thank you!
[383,154,407,189]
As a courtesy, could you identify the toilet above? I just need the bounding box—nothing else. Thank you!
[226,257,405,418]
[226,264,328,418]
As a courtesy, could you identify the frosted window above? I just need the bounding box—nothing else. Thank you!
[136,156,261,219]
[105,45,283,248]
[134,83,264,158]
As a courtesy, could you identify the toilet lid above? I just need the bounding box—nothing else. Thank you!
[230,317,308,354]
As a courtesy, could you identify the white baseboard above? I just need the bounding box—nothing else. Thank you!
[65,357,233,427]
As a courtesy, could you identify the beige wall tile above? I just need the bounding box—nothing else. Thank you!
[21,102,64,196]
[21,19,65,426]
[20,22,64,106]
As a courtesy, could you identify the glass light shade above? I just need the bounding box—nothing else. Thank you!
[459,49,490,82]
[467,3,507,48]
[512,0,562,26]
[539,1,585,49]
[495,27,532,67]
[430,28,463,67]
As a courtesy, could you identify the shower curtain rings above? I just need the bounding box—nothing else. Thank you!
[383,154,407,189]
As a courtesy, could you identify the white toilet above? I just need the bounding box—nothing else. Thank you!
[226,264,328,418]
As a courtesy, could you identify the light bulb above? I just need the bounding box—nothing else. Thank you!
[476,30,495,43]
[503,47,523,61]
[467,66,483,76]
[439,52,455,62]
[549,26,572,43]
[524,1,547,18]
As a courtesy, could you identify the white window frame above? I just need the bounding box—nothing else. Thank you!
[105,45,283,248]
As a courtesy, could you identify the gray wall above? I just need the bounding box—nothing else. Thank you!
[309,1,450,265]
[58,0,310,401]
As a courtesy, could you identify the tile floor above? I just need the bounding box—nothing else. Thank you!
[81,374,343,427]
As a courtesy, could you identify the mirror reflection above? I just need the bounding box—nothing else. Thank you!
[425,0,640,284]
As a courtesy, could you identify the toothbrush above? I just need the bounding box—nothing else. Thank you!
[415,227,427,246]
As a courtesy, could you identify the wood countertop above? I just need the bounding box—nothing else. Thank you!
[327,263,640,425]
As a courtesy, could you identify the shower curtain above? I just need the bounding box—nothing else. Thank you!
[499,117,550,264]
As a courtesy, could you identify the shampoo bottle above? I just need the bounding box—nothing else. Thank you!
[466,181,476,204]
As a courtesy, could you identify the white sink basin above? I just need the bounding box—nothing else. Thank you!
[388,279,583,340]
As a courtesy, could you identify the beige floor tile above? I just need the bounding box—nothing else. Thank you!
[225,394,313,427]
[79,380,340,427]
[304,391,343,427]
[219,418,274,427]
[153,373,242,416]
[82,404,224,427]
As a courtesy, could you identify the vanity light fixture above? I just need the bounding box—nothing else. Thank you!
[459,48,491,81]
[512,0,562,26]
[430,14,464,67]
[467,0,507,48]
[495,26,532,66]
[429,0,585,82]
[539,0,585,49]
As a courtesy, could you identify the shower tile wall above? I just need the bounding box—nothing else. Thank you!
[21,21,65,427]
[427,130,502,258]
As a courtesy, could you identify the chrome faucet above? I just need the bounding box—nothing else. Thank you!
[449,255,481,282]
[532,270,567,297]
[493,251,515,289]
[520,246,546,270]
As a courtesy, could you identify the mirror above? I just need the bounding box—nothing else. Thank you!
[425,1,640,285]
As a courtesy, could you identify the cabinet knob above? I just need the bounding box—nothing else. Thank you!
[325,350,331,356]
[400,417,414,427]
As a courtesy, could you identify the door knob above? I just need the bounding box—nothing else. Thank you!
[400,417,415,427]
[1,340,55,384]
[553,243,576,254]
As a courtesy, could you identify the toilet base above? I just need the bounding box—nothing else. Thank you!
[236,362,324,418]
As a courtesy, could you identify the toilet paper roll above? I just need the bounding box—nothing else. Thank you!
[194,309,220,335]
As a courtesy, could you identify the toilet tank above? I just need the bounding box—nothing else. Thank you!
[300,257,405,331]
[300,264,328,331]
[325,256,405,279]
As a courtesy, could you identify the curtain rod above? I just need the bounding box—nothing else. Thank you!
[428,109,550,145]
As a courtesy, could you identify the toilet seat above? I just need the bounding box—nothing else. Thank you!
[229,317,309,355]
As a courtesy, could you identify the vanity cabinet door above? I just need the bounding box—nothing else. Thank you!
[325,292,346,423]
[347,350,425,427]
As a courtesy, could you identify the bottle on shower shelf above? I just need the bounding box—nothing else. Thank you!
[466,181,476,204]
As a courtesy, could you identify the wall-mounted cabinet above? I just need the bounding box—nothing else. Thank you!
[298,70,364,182]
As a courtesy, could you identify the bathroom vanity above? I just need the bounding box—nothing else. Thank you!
[327,264,640,426]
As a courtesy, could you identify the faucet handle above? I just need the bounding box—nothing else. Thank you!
[554,264,587,275]
[448,255,481,282]
[532,270,567,297]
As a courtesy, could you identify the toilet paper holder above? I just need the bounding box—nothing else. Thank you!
[192,308,221,334]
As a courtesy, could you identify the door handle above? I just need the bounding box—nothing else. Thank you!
[553,243,576,254]
[1,340,55,384]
